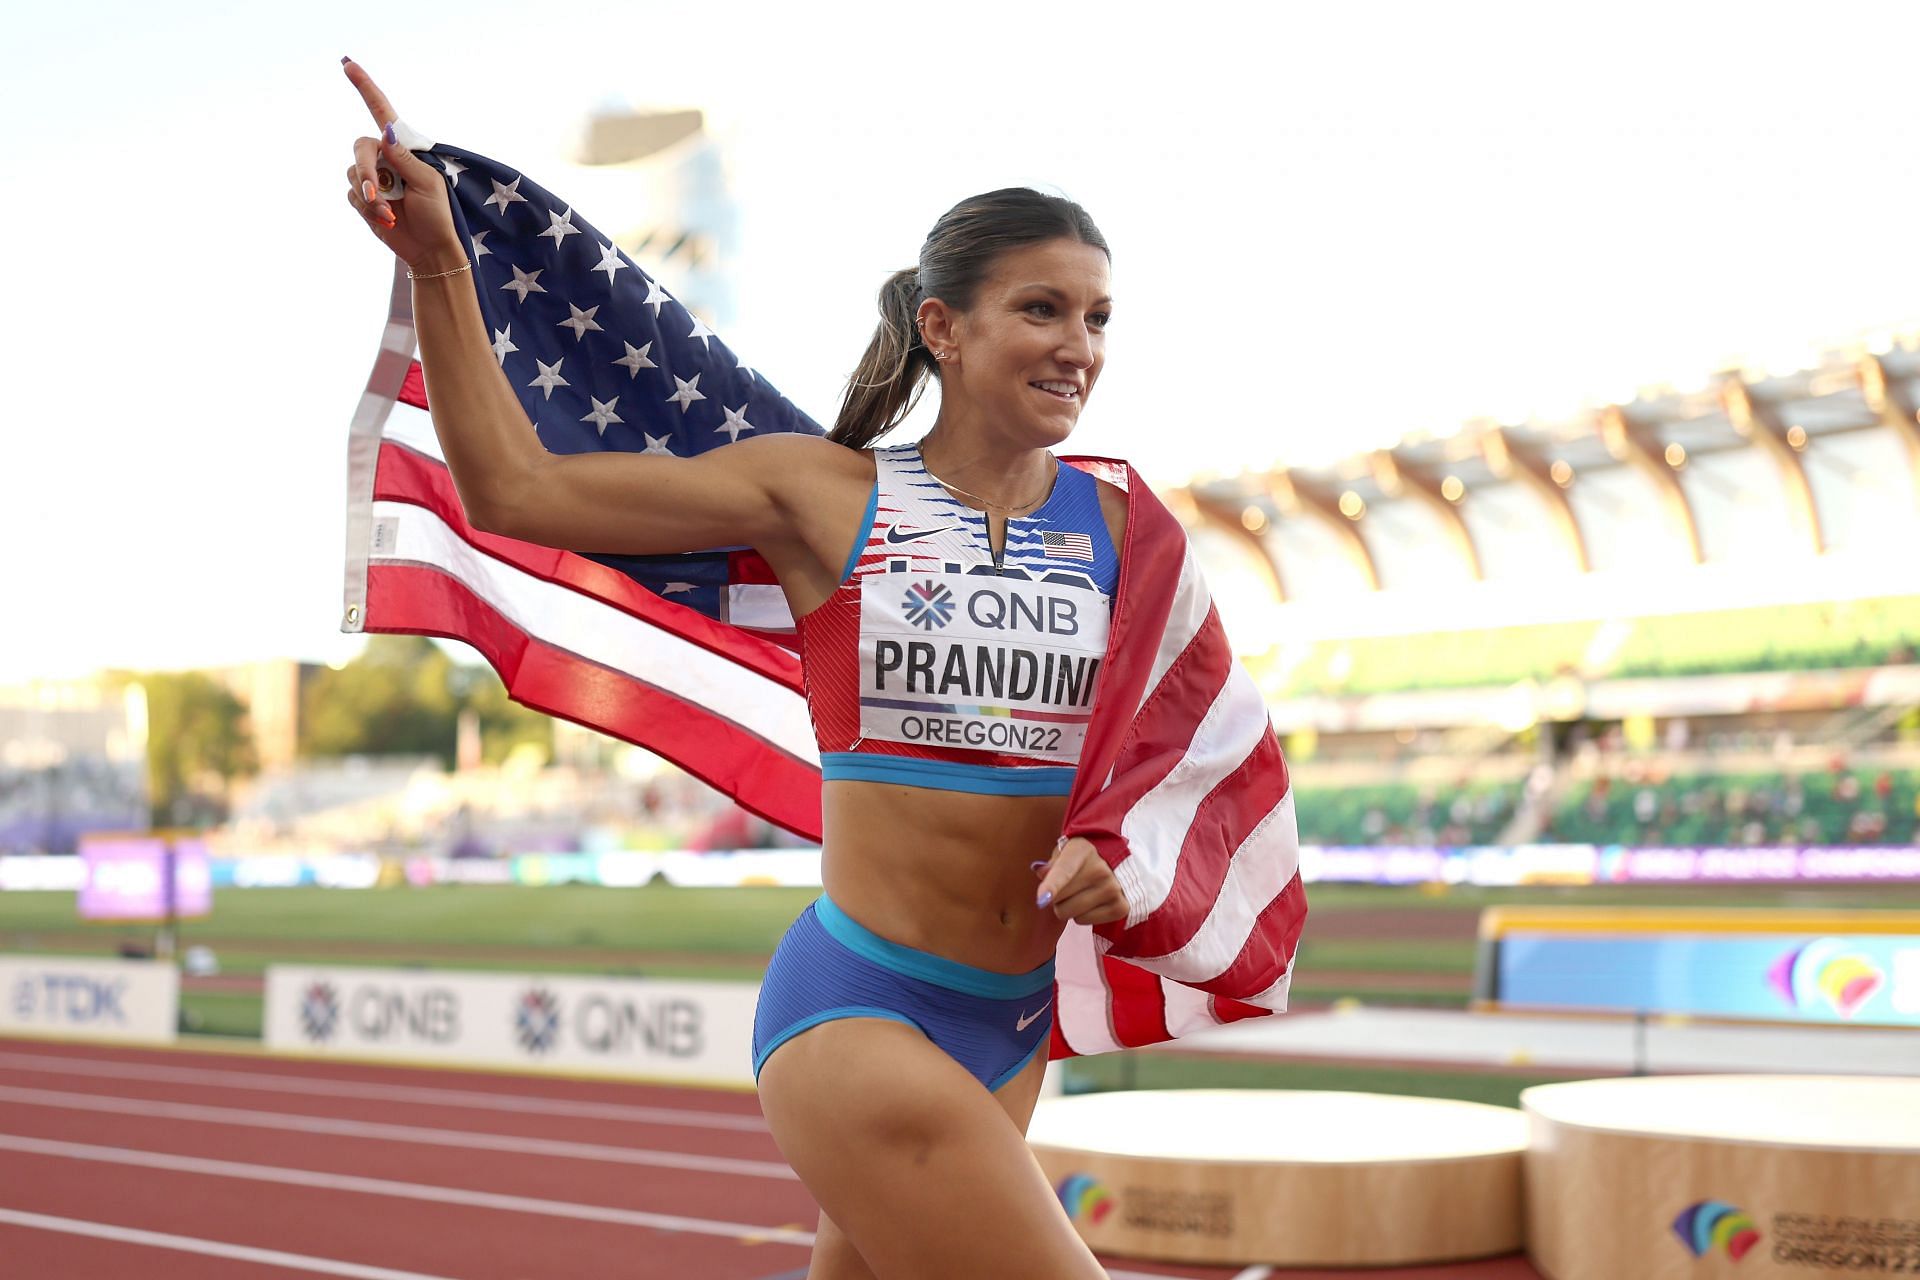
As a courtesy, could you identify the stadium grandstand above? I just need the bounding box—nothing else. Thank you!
[0,679,148,856]
[1175,340,1920,852]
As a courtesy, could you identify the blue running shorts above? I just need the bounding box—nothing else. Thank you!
[752,894,1055,1093]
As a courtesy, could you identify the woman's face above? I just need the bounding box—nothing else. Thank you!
[933,237,1112,449]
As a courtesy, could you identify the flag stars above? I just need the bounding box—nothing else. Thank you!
[527,358,569,400]
[735,351,758,382]
[641,432,676,456]
[591,241,627,284]
[469,230,492,258]
[483,174,528,215]
[613,341,656,378]
[581,395,623,436]
[540,205,581,249]
[686,312,716,351]
[642,278,673,316]
[440,157,466,188]
[501,264,546,303]
[491,324,519,366]
[665,374,705,412]
[558,302,604,341]
[715,404,755,443]
[662,582,696,594]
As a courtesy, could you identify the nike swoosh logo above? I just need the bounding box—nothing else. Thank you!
[1015,1001,1052,1032]
[885,524,956,544]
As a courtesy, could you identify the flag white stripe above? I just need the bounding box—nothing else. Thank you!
[1115,661,1272,925]
[1159,977,1221,1038]
[1053,926,1124,1056]
[1135,544,1211,719]
[1134,789,1300,986]
[388,401,447,462]
[372,500,817,763]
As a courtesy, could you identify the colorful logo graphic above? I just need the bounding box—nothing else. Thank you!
[1055,1173,1114,1226]
[298,981,340,1043]
[1769,937,1885,1019]
[514,987,562,1053]
[1673,1200,1760,1261]
[902,580,955,630]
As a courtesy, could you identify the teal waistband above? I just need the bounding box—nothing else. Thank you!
[814,893,1055,1000]
[820,752,1076,796]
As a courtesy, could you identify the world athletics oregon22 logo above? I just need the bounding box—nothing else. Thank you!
[1673,1200,1761,1262]
[902,580,955,630]
[1055,1174,1114,1226]
[1768,937,1885,1019]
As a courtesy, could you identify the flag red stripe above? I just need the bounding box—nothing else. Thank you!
[366,561,824,838]
[1108,726,1293,961]
[375,441,803,690]
[1184,869,1309,1000]
[1102,953,1171,1048]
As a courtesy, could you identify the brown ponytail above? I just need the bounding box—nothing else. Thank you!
[830,267,935,449]
[829,188,1109,450]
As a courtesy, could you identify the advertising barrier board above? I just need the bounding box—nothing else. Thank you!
[264,965,759,1086]
[0,954,179,1043]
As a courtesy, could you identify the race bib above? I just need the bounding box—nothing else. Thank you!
[857,569,1111,762]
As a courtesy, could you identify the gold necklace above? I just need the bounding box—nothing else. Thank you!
[920,448,1056,516]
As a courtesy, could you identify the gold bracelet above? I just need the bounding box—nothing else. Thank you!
[407,261,472,281]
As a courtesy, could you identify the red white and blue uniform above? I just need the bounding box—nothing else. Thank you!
[754,442,1122,1090]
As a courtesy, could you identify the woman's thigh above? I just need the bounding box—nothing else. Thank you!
[802,1042,1056,1280]
[759,1017,1102,1280]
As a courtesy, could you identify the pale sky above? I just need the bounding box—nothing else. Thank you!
[4,0,1918,681]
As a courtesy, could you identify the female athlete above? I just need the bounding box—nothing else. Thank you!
[345,58,1129,1279]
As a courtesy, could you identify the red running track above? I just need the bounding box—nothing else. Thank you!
[0,1038,1542,1279]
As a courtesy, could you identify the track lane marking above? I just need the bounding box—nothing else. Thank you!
[0,1050,769,1131]
[0,1084,796,1180]
[0,1132,817,1247]
[0,1206,468,1280]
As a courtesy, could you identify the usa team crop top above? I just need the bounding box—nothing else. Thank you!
[796,443,1121,796]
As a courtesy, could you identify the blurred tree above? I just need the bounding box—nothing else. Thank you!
[299,636,550,768]
[133,671,257,827]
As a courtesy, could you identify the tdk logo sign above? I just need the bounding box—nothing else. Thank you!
[12,973,128,1025]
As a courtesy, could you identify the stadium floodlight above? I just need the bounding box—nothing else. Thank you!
[1855,354,1920,505]
[1594,406,1704,565]
[1716,377,1826,556]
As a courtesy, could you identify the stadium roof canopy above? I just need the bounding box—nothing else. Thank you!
[1178,340,1920,637]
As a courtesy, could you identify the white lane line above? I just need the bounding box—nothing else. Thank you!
[0,1133,816,1248]
[0,1085,796,1181]
[0,1206,466,1280]
[0,1049,767,1132]
[1230,1269,1274,1280]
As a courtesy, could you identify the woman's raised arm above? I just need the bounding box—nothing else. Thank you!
[340,58,867,575]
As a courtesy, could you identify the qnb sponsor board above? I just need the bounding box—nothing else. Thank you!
[0,955,178,1043]
[264,966,759,1085]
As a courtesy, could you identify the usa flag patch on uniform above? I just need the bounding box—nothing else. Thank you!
[1041,530,1096,561]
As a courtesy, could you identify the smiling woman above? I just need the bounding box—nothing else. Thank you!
[336,54,1303,1280]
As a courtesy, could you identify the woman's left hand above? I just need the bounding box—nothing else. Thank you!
[1034,837,1130,926]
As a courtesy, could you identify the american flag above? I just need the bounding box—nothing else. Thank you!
[343,136,1306,1057]
[1039,529,1096,562]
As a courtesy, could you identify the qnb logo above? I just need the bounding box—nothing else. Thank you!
[1055,1173,1114,1226]
[902,579,955,630]
[1768,938,1885,1019]
[1672,1200,1760,1262]
[298,982,340,1043]
[514,987,563,1054]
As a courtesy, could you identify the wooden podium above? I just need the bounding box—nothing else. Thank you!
[1026,1090,1528,1267]
[1524,1076,1920,1280]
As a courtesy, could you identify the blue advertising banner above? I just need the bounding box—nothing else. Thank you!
[1497,932,1920,1026]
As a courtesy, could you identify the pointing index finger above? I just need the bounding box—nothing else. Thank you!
[341,58,398,129]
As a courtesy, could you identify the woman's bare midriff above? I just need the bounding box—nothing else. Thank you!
[819,778,1072,973]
